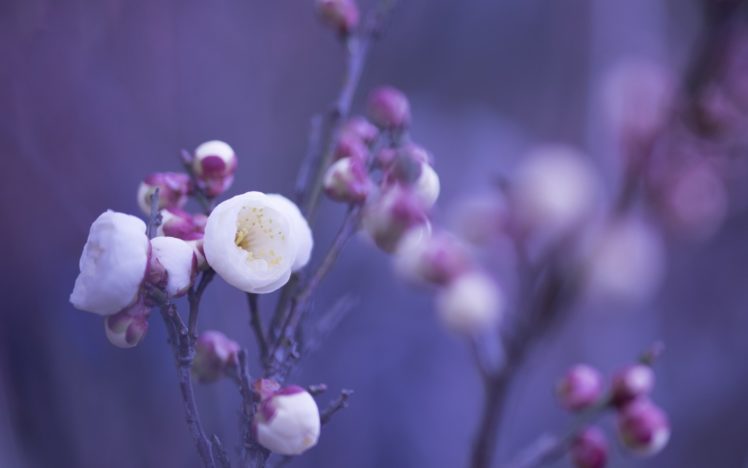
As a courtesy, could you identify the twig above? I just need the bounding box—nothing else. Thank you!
[320,389,354,425]
[211,435,232,468]
[295,115,324,205]
[307,384,328,396]
[147,187,162,239]
[247,293,269,360]
[189,269,216,338]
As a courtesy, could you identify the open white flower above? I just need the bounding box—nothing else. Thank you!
[203,192,313,294]
[255,386,321,455]
[70,211,149,315]
[150,236,196,297]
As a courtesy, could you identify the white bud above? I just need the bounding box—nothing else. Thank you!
[413,163,440,208]
[193,140,236,176]
[512,145,599,234]
[255,387,321,455]
[436,272,503,334]
[150,236,196,297]
[70,211,149,316]
[203,192,312,294]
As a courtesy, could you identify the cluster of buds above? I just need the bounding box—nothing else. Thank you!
[252,380,321,455]
[323,116,379,204]
[556,358,670,467]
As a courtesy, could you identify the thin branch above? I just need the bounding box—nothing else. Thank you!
[320,389,354,425]
[247,293,269,360]
[211,435,232,468]
[147,187,162,239]
[189,269,216,338]
[295,115,324,205]
[307,384,328,396]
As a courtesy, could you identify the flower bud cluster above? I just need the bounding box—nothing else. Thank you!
[556,360,670,467]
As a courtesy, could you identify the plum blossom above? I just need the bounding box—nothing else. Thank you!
[70,211,149,316]
[193,140,238,197]
[203,192,312,294]
[323,156,372,203]
[556,364,605,411]
[254,386,321,455]
[150,236,197,297]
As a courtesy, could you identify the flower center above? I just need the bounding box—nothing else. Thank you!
[234,206,287,269]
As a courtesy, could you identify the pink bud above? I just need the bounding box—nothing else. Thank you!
[341,116,379,144]
[367,86,411,130]
[394,230,472,286]
[104,301,150,348]
[570,426,608,468]
[323,157,373,203]
[192,330,240,383]
[617,399,670,456]
[137,172,191,215]
[158,209,206,241]
[333,132,370,162]
[611,364,655,407]
[193,140,238,198]
[316,0,360,35]
[363,187,430,252]
[557,364,605,411]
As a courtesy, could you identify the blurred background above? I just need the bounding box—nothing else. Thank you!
[2,0,748,467]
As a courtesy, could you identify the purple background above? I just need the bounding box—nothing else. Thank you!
[2,1,748,467]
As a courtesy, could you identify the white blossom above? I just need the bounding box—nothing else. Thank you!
[70,211,149,316]
[436,272,503,334]
[150,236,196,297]
[255,388,321,455]
[203,192,312,294]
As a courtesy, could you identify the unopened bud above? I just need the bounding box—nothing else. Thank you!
[149,236,197,297]
[394,230,471,286]
[570,426,608,468]
[436,272,503,334]
[193,140,237,197]
[341,116,379,144]
[611,364,655,407]
[158,209,207,241]
[254,386,321,455]
[333,132,369,162]
[363,187,430,252]
[557,364,605,411]
[617,399,670,456]
[192,330,240,383]
[316,0,359,35]
[323,157,372,203]
[104,301,150,348]
[367,86,411,130]
[137,172,191,215]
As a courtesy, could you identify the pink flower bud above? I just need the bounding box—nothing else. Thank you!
[193,140,238,198]
[394,230,472,286]
[137,172,191,215]
[617,399,670,456]
[104,301,150,348]
[557,364,605,411]
[333,132,369,162]
[570,426,608,468]
[316,0,359,35]
[323,157,373,203]
[158,209,206,241]
[611,364,655,407]
[340,116,379,144]
[367,86,411,130]
[254,385,321,455]
[192,330,240,383]
[363,187,430,252]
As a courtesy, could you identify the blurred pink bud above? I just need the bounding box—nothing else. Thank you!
[158,209,206,241]
[104,301,150,349]
[664,162,727,240]
[611,364,655,407]
[192,330,240,383]
[511,145,600,235]
[617,399,670,456]
[602,59,673,144]
[341,116,379,145]
[584,219,665,302]
[367,86,411,130]
[323,157,373,203]
[381,145,439,208]
[435,272,503,334]
[137,172,191,215]
[193,140,238,198]
[557,364,604,411]
[394,230,472,286]
[570,426,608,468]
[363,187,430,252]
[316,0,360,35]
[333,132,370,162]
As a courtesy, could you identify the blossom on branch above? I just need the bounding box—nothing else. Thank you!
[254,385,321,456]
[70,211,150,316]
[149,236,197,298]
[203,192,312,293]
[192,140,238,198]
